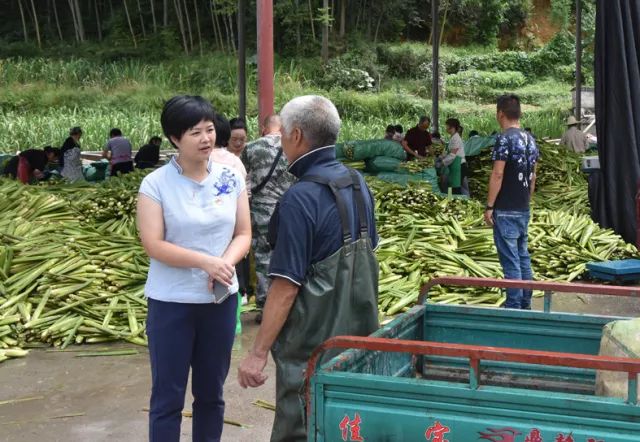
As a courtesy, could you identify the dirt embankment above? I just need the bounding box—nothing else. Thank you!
[529,0,562,43]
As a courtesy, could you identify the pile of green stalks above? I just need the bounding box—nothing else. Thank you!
[397,158,434,173]
[368,179,637,316]
[0,177,148,364]
[466,140,589,215]
[37,170,148,235]
[340,161,366,171]
[0,162,636,363]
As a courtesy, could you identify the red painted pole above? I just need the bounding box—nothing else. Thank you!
[257,0,274,126]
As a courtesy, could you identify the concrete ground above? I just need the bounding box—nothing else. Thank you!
[1,294,639,442]
[0,312,275,442]
[530,290,640,317]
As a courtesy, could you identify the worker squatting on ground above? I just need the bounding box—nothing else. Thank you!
[484,94,540,309]
[136,95,251,442]
[2,146,60,183]
[241,115,296,321]
[237,95,380,442]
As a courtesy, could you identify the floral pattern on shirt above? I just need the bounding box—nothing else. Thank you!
[213,167,239,197]
[491,130,539,188]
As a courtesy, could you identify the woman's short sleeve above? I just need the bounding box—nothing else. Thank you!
[235,168,246,198]
[232,155,247,180]
[139,174,162,205]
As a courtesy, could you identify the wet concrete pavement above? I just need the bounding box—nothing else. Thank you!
[1,294,639,441]
[0,312,275,442]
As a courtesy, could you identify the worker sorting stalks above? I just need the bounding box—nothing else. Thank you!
[2,146,60,184]
[237,95,380,441]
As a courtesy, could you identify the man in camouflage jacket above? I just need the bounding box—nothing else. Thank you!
[242,115,296,319]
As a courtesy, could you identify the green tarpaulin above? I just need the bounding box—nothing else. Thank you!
[464,135,496,157]
[365,156,403,173]
[336,139,407,161]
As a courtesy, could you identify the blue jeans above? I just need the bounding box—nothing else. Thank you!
[493,210,534,309]
[147,296,237,442]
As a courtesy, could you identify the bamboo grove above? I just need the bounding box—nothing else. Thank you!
[2,1,551,57]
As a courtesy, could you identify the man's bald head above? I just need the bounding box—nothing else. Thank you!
[262,114,282,136]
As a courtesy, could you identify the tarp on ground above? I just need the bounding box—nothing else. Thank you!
[593,0,640,244]
[83,161,109,182]
[377,167,438,186]
[335,139,407,161]
[374,167,468,198]
[365,156,403,173]
[376,171,431,186]
[464,135,496,157]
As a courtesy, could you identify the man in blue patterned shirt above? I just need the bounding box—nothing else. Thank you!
[484,94,540,309]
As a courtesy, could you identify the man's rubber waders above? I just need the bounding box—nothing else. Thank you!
[268,170,379,442]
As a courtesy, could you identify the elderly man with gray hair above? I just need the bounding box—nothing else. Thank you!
[238,95,380,441]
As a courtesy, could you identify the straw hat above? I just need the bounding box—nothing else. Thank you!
[566,116,579,126]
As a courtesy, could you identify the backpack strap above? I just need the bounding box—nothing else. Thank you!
[349,169,370,238]
[300,169,369,243]
[251,148,283,195]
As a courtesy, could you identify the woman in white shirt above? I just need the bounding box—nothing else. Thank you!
[442,118,469,196]
[137,95,251,442]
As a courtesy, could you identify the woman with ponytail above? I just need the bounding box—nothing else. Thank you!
[442,118,469,195]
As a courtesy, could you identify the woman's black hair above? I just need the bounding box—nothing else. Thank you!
[394,124,403,133]
[60,127,82,168]
[385,124,395,133]
[44,146,61,158]
[213,113,231,148]
[229,117,247,133]
[445,118,463,135]
[160,95,216,149]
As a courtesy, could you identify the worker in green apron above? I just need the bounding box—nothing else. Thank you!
[237,95,380,442]
[436,154,461,193]
[436,120,465,194]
